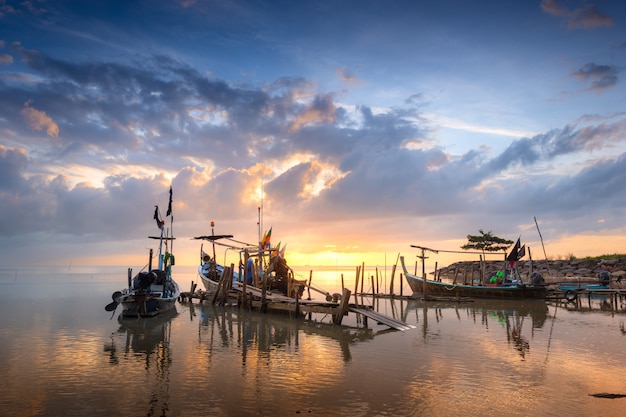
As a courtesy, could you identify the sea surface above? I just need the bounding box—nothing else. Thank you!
[1,265,626,417]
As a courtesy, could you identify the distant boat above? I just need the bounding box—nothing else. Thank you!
[105,188,181,317]
[400,256,547,300]
[558,270,612,293]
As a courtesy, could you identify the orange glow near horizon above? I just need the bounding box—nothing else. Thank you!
[55,232,626,269]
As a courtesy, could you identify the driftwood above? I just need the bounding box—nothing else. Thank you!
[589,393,626,399]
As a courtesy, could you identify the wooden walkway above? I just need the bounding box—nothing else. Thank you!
[348,307,416,331]
[179,283,415,332]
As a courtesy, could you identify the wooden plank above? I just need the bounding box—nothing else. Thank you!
[348,307,415,331]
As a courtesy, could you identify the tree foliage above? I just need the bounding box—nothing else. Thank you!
[461,229,513,255]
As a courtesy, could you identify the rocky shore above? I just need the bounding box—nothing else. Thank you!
[434,257,626,286]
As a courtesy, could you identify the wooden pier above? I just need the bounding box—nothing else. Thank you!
[179,282,415,331]
[548,285,626,312]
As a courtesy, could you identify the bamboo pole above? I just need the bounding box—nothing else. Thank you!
[354,265,360,302]
[376,267,379,295]
[534,216,552,276]
[360,262,365,294]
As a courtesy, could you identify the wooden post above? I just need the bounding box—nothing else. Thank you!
[360,262,365,295]
[354,265,360,302]
[212,266,230,305]
[308,270,313,300]
[528,247,533,280]
[241,272,248,308]
[479,255,484,285]
[434,262,438,282]
[389,264,397,296]
[341,273,345,293]
[261,267,267,313]
[376,268,379,295]
[421,248,428,298]
[295,284,300,316]
[333,288,352,325]
[371,275,375,297]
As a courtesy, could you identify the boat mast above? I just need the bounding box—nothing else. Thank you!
[156,206,165,270]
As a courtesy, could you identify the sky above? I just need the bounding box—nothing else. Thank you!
[1,0,625,269]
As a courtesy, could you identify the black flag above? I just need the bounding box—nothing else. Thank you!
[506,238,521,262]
[166,186,173,217]
[153,206,163,230]
[517,245,526,260]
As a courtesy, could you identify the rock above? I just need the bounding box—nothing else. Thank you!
[435,257,626,281]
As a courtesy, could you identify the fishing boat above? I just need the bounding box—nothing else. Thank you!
[400,255,548,300]
[194,230,242,292]
[105,188,181,317]
[558,275,612,302]
[194,222,306,299]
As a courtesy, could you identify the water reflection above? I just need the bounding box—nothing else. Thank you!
[104,308,177,417]
[549,292,626,315]
[192,302,377,363]
[403,299,549,359]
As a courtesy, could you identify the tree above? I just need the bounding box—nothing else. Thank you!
[461,229,513,257]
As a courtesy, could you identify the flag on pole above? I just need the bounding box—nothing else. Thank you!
[506,237,521,262]
[153,206,163,230]
[166,186,173,217]
[517,245,526,260]
[262,227,272,249]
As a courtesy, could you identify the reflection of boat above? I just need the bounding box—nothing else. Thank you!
[116,308,178,355]
[403,298,549,358]
[400,256,547,300]
[403,298,549,329]
[104,308,177,416]
[105,188,181,317]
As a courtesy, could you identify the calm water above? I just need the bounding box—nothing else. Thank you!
[1,265,626,416]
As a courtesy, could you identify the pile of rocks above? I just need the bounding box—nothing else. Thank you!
[434,257,626,285]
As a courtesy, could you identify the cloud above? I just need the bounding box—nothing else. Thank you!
[486,120,626,172]
[290,93,337,131]
[571,63,620,92]
[337,67,363,86]
[21,100,60,139]
[1,44,625,264]
[541,0,614,29]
